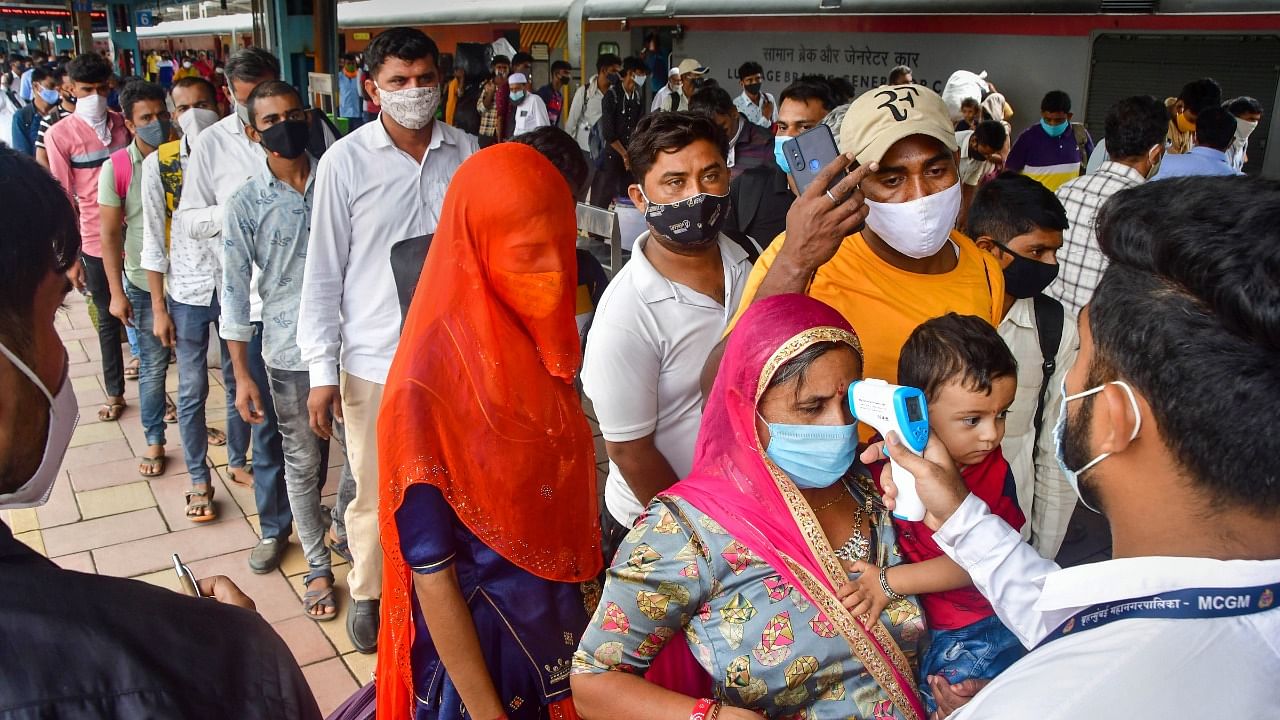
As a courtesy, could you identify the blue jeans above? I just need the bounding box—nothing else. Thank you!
[124,280,169,447]
[169,298,291,539]
[919,614,1026,714]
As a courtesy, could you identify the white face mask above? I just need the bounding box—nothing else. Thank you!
[375,83,440,131]
[1236,117,1259,143]
[863,180,961,259]
[0,342,77,510]
[177,106,220,141]
[73,92,107,121]
[1053,379,1142,514]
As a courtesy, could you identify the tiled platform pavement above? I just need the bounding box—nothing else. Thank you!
[5,291,613,715]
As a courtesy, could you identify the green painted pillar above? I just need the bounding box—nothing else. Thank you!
[106,2,140,77]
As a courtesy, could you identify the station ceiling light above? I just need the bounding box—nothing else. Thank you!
[818,0,842,8]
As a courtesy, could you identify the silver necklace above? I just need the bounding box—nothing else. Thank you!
[833,485,873,563]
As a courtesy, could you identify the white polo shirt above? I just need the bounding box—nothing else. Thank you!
[937,494,1280,718]
[582,232,751,526]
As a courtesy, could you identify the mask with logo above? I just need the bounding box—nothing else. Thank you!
[639,187,732,247]
[1040,118,1070,138]
[1053,379,1142,513]
[1236,117,1259,143]
[759,412,858,489]
[38,86,60,105]
[376,83,440,130]
[993,240,1058,298]
[510,90,526,104]
[258,119,310,159]
[74,92,107,121]
[0,342,77,510]
[745,81,763,96]
[864,180,961,260]
[177,106,219,140]
[135,118,172,148]
[1175,110,1196,135]
[773,135,791,174]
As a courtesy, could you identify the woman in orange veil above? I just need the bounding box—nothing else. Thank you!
[375,142,603,720]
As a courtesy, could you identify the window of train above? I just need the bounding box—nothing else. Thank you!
[1085,33,1280,174]
[598,42,620,60]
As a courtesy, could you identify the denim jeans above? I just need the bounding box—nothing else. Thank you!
[266,367,331,576]
[918,614,1027,714]
[125,324,140,359]
[80,253,125,399]
[319,422,356,541]
[123,280,168,447]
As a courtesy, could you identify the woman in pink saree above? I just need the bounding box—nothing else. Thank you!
[571,293,928,719]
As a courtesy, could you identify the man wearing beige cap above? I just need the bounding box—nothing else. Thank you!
[671,58,708,112]
[716,84,1004,411]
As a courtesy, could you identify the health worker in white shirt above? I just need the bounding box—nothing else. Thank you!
[858,175,1280,719]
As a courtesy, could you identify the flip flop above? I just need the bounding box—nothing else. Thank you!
[98,400,125,422]
[206,426,226,446]
[164,396,177,424]
[327,531,353,564]
[124,357,139,380]
[184,483,217,523]
[138,454,166,478]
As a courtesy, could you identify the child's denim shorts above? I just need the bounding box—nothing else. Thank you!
[918,614,1026,713]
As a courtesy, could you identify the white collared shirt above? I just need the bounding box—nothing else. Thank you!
[581,232,752,526]
[936,494,1280,718]
[140,135,221,307]
[296,118,477,387]
[174,113,265,320]
[996,296,1080,559]
[734,89,777,128]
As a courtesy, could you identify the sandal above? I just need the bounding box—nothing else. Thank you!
[327,528,353,564]
[226,465,254,488]
[138,454,166,478]
[164,396,177,424]
[206,426,227,446]
[302,573,338,622]
[184,483,217,523]
[124,357,139,380]
[98,399,126,422]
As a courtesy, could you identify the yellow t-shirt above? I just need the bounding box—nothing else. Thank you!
[728,229,1005,437]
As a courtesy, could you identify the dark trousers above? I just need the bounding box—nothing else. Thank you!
[589,152,631,209]
[81,253,125,399]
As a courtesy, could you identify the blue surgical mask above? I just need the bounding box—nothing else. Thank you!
[511,90,526,104]
[773,135,790,174]
[1040,118,1070,138]
[38,87,60,105]
[760,412,858,489]
[1053,378,1142,513]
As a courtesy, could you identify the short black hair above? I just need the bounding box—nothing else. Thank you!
[1192,105,1236,150]
[510,126,589,198]
[1225,96,1263,117]
[966,171,1068,245]
[622,56,645,75]
[779,80,835,112]
[825,76,855,106]
[1179,77,1222,113]
[342,53,357,63]
[1105,95,1168,158]
[627,111,728,186]
[66,52,112,84]
[29,66,50,87]
[1089,176,1280,512]
[898,313,1018,402]
[365,27,439,76]
[973,119,1007,150]
[50,64,68,84]
[492,54,510,67]
[0,148,80,352]
[224,47,281,88]
[595,53,620,73]
[889,65,912,84]
[1041,90,1071,114]
[960,97,980,110]
[738,61,763,79]
[689,85,735,118]
[551,60,571,74]
[172,75,217,101]
[511,52,534,68]
[120,79,166,122]
[246,79,301,127]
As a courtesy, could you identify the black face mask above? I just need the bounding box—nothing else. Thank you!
[996,241,1059,298]
[641,188,732,249]
[744,82,763,96]
[607,72,621,86]
[258,119,310,160]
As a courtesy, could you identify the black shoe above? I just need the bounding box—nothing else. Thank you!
[347,598,379,654]
[248,537,287,574]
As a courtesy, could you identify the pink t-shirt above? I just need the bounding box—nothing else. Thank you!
[44,112,129,258]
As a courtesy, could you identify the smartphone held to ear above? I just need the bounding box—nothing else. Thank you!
[781,125,849,195]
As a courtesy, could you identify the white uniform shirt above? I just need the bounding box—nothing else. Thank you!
[937,494,1280,718]
[297,119,477,388]
[511,92,550,136]
[173,113,265,320]
[581,232,751,526]
[996,297,1079,559]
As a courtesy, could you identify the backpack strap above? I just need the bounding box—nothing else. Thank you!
[110,147,133,201]
[1031,293,1065,436]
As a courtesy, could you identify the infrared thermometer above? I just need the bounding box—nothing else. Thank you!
[848,379,930,521]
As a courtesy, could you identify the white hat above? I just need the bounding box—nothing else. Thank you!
[675,58,708,76]
[507,73,528,85]
[667,67,681,78]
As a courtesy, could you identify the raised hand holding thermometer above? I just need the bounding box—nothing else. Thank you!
[848,379,930,521]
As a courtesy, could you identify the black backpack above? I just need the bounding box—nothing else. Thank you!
[1031,293,1065,435]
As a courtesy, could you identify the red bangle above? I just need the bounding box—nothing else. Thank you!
[690,699,717,720]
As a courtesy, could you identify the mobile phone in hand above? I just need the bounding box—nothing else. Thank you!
[172,553,203,598]
[781,124,848,195]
